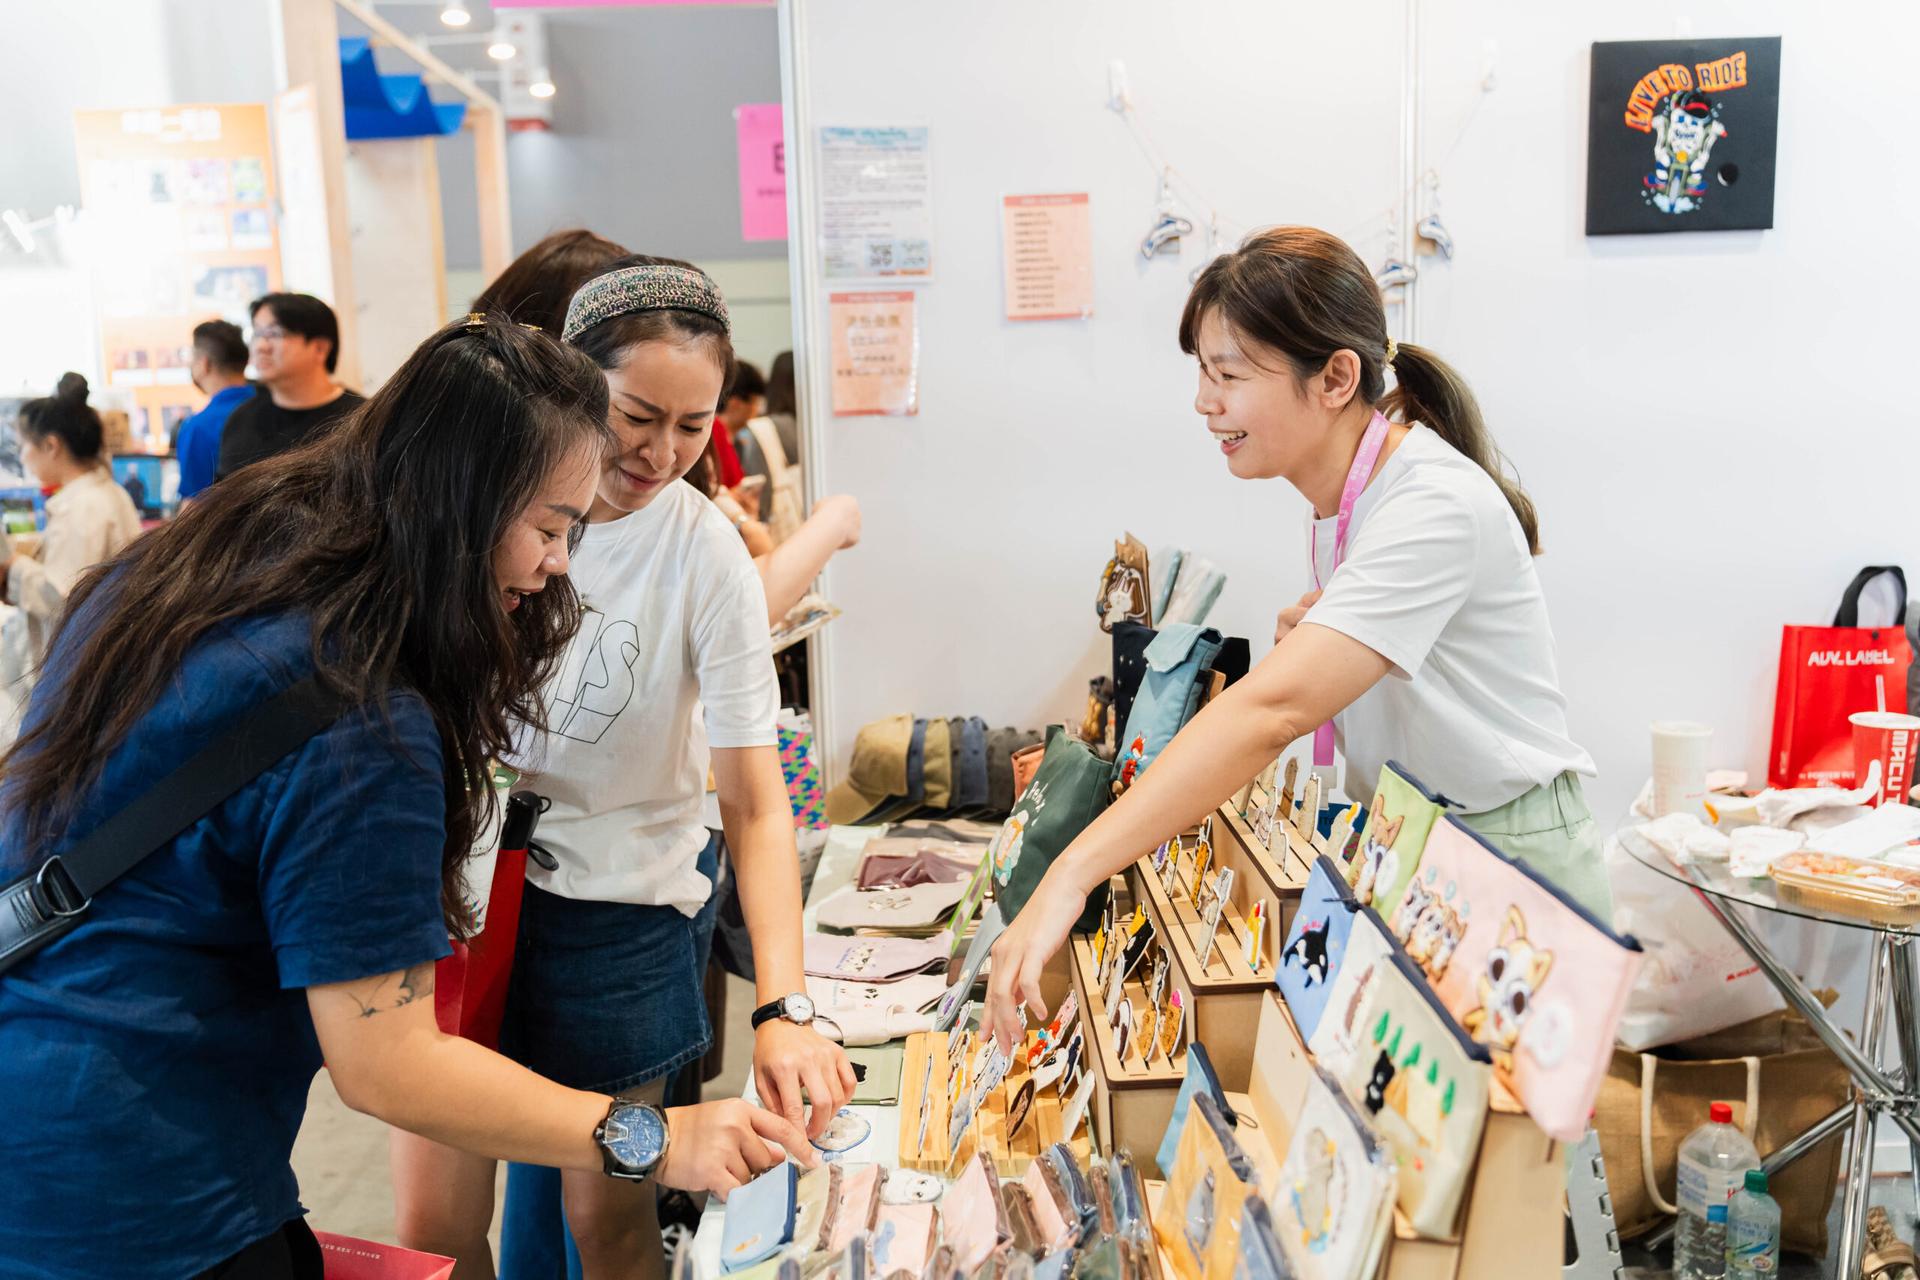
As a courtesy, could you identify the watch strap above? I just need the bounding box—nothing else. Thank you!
[751,997,786,1030]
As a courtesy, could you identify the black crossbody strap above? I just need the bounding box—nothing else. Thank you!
[50,675,345,902]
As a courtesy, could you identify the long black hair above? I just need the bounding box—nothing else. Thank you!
[1,318,614,934]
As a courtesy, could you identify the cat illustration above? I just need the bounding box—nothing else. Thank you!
[1462,906,1555,1070]
[1389,875,1434,944]
[1363,1048,1396,1115]
[1290,1130,1336,1252]
[1282,918,1331,986]
[1348,791,1403,906]
[1406,897,1466,983]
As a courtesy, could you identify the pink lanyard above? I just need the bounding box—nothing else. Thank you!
[1308,410,1391,767]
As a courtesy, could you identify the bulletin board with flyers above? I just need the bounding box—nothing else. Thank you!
[73,104,282,454]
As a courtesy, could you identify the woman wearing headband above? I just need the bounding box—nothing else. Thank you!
[472,257,850,1280]
[0,317,814,1279]
[983,226,1600,1051]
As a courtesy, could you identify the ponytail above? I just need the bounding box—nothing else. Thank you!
[1182,227,1542,556]
[1382,343,1540,554]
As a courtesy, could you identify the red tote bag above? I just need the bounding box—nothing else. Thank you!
[1769,566,1911,789]
[433,791,544,1049]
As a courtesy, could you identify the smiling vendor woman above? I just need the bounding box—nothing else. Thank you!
[986,226,1601,1045]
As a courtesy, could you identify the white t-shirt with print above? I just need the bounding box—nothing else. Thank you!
[512,481,779,914]
[1303,424,1594,814]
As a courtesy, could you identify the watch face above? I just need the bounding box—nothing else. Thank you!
[603,1102,666,1172]
[786,993,816,1024]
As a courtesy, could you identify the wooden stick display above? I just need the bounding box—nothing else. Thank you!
[1064,931,1189,1177]
[896,1028,1089,1177]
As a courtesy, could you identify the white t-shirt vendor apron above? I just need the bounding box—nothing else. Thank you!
[1302,422,1607,916]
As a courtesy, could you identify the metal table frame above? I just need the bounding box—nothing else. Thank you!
[1628,842,1918,1271]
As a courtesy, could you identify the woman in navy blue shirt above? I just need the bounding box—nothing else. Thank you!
[0,317,812,1279]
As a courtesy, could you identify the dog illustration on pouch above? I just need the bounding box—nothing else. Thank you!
[1345,792,1402,905]
[1461,907,1554,1071]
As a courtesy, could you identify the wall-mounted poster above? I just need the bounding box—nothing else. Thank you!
[1585,37,1781,235]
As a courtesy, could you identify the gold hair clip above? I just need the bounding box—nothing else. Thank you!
[1385,337,1398,364]
[463,312,542,333]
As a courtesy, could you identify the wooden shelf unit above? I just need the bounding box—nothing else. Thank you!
[896,1029,1090,1178]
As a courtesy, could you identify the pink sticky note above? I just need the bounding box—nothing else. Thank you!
[736,103,787,242]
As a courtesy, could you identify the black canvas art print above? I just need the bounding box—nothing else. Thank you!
[1585,37,1781,235]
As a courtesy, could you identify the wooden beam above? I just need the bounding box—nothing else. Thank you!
[271,0,363,391]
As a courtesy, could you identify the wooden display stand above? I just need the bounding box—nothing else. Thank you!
[1125,804,1309,1093]
[1168,991,1563,1280]
[1065,931,1188,1178]
[896,1029,1090,1177]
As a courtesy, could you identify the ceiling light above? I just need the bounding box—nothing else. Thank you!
[487,38,516,60]
[529,69,556,99]
[440,0,471,28]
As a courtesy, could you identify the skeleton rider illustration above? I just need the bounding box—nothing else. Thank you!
[1645,89,1727,214]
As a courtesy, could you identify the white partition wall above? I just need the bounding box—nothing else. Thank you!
[783,0,1919,823]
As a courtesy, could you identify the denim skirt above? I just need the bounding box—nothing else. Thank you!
[498,834,719,1094]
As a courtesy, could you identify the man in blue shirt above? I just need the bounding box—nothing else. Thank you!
[175,319,254,499]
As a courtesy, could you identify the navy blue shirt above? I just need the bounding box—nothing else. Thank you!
[0,608,450,1277]
[174,383,256,499]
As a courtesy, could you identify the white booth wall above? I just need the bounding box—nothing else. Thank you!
[784,0,1920,828]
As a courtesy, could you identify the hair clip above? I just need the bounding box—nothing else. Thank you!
[465,312,487,327]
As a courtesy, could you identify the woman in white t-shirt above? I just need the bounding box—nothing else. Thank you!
[405,258,853,1280]
[985,226,1602,1047]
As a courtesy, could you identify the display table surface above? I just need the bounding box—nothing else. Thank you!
[1620,825,1916,1271]
[691,823,909,1275]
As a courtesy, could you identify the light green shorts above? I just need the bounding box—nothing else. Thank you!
[1457,772,1614,923]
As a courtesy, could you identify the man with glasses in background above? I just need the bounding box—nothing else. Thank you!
[214,293,364,482]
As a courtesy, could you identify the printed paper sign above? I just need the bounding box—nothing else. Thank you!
[735,104,786,241]
[1002,194,1092,321]
[818,126,932,281]
[829,291,918,417]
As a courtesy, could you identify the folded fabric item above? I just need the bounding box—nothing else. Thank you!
[1276,856,1362,1042]
[1161,554,1225,628]
[1119,624,1225,778]
[870,1203,936,1277]
[779,711,829,831]
[1410,816,1645,1143]
[856,838,982,889]
[942,1154,1011,1274]
[807,971,947,1019]
[844,1042,905,1105]
[1156,1093,1257,1280]
[887,818,1002,842]
[1157,1042,1231,1177]
[1275,1064,1395,1280]
[1022,1161,1075,1255]
[992,726,1114,930]
[1323,941,1490,1237]
[825,714,914,826]
[986,726,1045,817]
[814,880,970,932]
[866,718,930,825]
[816,1003,936,1046]
[722,1162,798,1272]
[1152,547,1184,625]
[793,1163,838,1254]
[923,718,953,812]
[826,1163,881,1255]
[804,931,952,982]
[1351,760,1448,918]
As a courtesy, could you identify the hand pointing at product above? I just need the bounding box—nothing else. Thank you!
[985,863,1092,1052]
[1274,589,1322,645]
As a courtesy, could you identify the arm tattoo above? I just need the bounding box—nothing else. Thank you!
[345,961,437,1019]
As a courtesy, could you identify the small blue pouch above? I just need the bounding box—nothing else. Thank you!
[1117,623,1225,778]
[1274,855,1360,1041]
[722,1161,798,1272]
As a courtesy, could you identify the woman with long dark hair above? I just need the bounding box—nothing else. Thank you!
[0,317,811,1279]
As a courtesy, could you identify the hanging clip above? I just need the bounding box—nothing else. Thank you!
[1140,169,1193,261]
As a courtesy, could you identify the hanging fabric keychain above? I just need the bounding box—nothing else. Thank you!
[1308,396,1395,777]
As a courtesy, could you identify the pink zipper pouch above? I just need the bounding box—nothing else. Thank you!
[1406,816,1643,1142]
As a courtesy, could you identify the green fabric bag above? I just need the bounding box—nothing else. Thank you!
[989,725,1112,930]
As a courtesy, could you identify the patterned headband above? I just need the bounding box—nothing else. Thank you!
[562,264,730,342]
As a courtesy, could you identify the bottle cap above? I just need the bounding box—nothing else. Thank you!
[1710,1102,1733,1124]
[1745,1168,1768,1194]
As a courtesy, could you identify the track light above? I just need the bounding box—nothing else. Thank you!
[440,0,471,28]
[529,69,556,99]
[487,37,516,60]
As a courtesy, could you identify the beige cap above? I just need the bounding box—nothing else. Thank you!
[825,713,914,825]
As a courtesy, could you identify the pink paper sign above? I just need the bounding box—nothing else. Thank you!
[1002,193,1093,320]
[829,291,918,417]
[736,103,786,242]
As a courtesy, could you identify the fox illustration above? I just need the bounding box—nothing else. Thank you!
[1348,791,1403,906]
[1462,906,1555,1071]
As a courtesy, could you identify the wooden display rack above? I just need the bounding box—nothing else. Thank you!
[1168,991,1564,1280]
[1125,804,1309,1093]
[896,1029,1090,1178]
[1064,931,1188,1178]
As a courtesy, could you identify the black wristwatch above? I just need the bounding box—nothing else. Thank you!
[750,991,817,1030]
[593,1096,670,1181]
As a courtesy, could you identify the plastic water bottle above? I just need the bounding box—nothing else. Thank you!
[1726,1168,1781,1277]
[1674,1102,1760,1280]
